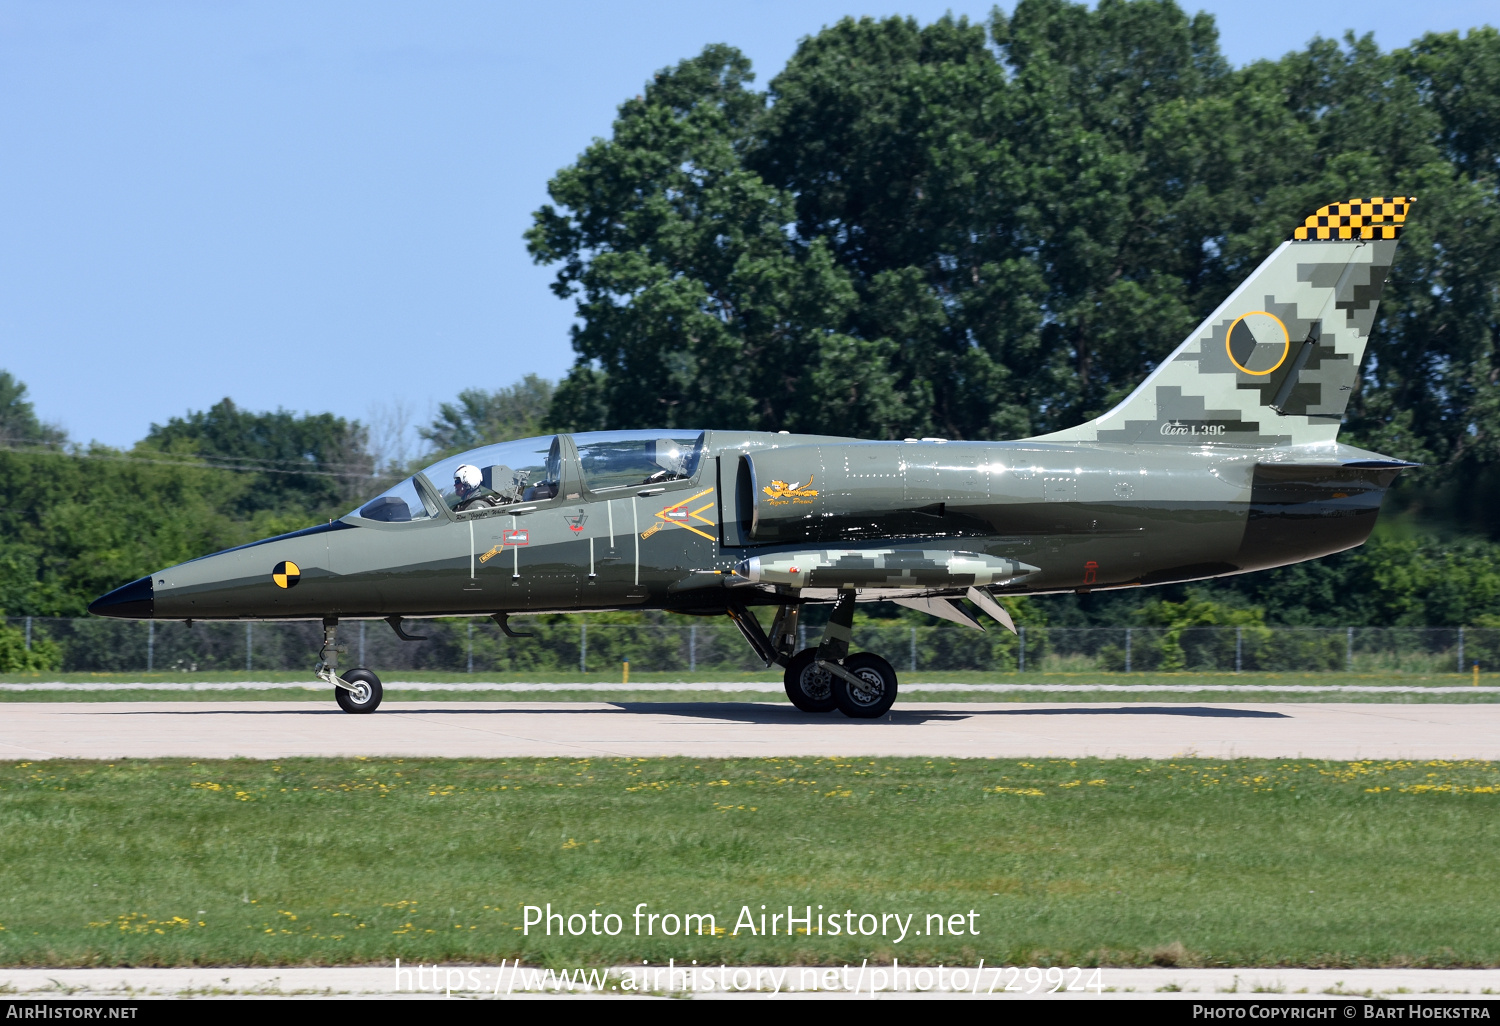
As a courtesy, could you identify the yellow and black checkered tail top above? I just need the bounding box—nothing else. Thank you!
[1292,197,1414,240]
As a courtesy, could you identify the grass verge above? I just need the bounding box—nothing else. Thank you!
[1,756,1497,968]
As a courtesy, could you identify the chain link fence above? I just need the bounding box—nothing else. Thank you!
[6,617,1500,675]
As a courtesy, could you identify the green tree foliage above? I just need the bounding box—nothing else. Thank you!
[0,387,381,616]
[524,0,1500,629]
[1044,531,1500,629]
[529,3,1500,506]
[0,446,252,615]
[1134,597,1270,671]
[6,7,1500,633]
[420,374,555,454]
[0,371,66,449]
[140,399,373,517]
[1230,534,1500,627]
[0,614,61,672]
[528,45,904,437]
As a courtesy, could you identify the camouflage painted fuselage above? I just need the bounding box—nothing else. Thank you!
[90,196,1417,625]
[103,431,1401,623]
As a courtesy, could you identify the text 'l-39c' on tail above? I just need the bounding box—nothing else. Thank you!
[1032,197,1415,449]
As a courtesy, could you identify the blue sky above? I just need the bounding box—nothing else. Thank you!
[0,0,1493,451]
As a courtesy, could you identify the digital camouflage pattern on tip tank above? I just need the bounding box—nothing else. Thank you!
[736,548,1038,591]
[87,199,1420,716]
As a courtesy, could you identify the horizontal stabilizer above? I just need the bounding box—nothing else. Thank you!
[890,596,986,632]
[1253,443,1422,471]
[1340,459,1421,469]
[1255,457,1421,470]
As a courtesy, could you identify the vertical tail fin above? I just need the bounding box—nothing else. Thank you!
[1034,197,1414,448]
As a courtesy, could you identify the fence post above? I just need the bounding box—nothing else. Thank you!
[1346,626,1354,671]
[580,623,587,674]
[1019,625,1026,674]
[1125,628,1132,673]
[690,625,697,673]
[24,616,31,651]
[245,621,252,673]
[910,627,917,672]
[1235,626,1242,674]
[147,620,154,672]
[359,621,366,667]
[467,620,474,674]
[1458,625,1465,674]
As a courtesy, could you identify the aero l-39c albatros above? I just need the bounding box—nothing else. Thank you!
[91,197,1419,717]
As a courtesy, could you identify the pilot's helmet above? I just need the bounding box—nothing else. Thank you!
[454,464,483,499]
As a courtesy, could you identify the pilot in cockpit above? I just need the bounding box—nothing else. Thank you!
[452,464,498,511]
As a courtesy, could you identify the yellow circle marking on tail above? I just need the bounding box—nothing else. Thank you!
[1225,311,1290,376]
[272,561,301,589]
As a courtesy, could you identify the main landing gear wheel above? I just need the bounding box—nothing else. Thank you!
[783,649,838,713]
[335,668,383,714]
[834,653,898,719]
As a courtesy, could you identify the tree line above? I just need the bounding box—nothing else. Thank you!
[528,0,1500,539]
[3,0,1499,633]
[3,363,1499,631]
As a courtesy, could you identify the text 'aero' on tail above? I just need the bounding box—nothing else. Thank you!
[1034,197,1414,449]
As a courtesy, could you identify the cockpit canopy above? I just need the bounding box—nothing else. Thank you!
[348,430,705,523]
[573,430,704,491]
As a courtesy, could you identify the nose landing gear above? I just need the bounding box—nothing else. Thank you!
[334,668,384,714]
[316,617,384,714]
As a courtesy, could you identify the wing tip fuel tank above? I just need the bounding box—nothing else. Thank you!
[734,549,1039,589]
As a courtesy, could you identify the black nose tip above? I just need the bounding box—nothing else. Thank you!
[89,575,154,619]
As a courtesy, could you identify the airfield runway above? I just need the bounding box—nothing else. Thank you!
[2,700,1498,761]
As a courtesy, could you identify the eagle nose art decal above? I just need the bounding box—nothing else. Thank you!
[761,476,819,503]
[272,561,301,589]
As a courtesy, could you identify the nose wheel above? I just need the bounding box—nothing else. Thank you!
[334,668,384,714]
[316,617,385,714]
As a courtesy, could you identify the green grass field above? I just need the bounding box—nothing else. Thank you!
[2,755,1497,968]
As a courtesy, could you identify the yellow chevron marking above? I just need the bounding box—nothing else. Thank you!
[639,487,718,541]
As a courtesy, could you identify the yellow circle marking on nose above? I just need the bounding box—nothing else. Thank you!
[272,561,301,589]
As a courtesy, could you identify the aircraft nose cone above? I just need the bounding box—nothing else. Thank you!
[88,575,154,619]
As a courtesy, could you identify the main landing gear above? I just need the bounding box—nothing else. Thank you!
[785,649,898,718]
[317,618,384,714]
[730,590,899,719]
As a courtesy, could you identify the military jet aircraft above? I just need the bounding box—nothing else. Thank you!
[91,196,1418,717]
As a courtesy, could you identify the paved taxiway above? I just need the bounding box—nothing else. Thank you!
[2,700,1497,760]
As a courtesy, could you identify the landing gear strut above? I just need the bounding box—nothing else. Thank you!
[317,617,384,714]
[783,589,899,718]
